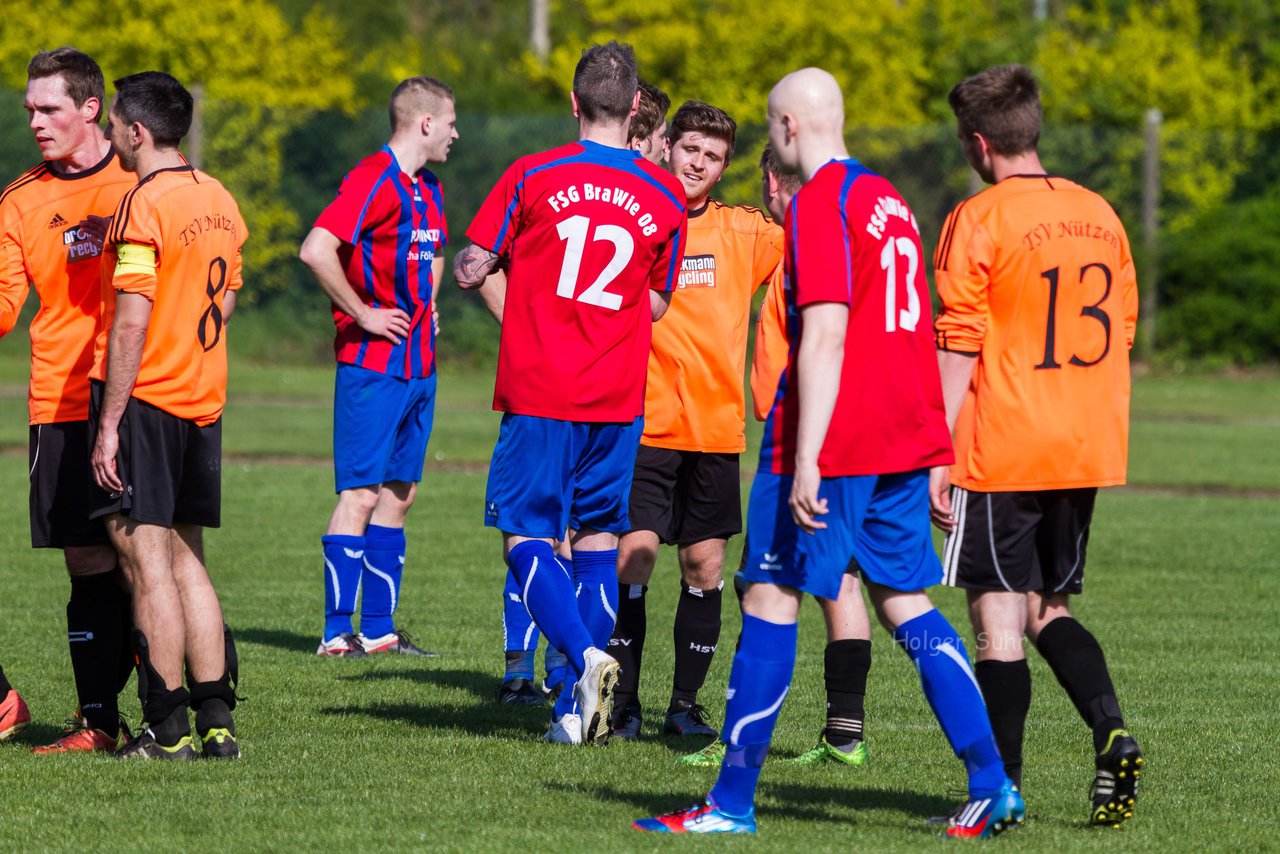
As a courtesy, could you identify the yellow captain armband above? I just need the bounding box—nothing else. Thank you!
[114,243,157,278]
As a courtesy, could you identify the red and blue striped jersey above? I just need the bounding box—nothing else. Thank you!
[466,140,687,422]
[761,158,953,477]
[314,146,447,378]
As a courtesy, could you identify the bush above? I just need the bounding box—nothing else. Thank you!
[1158,193,1280,365]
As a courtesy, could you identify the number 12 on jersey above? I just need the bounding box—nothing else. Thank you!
[555,214,635,311]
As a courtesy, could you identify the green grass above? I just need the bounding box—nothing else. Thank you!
[0,351,1277,850]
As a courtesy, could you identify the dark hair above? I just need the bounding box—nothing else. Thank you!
[112,72,193,148]
[573,41,638,124]
[670,100,737,161]
[947,63,1042,156]
[389,76,454,132]
[27,47,105,121]
[759,145,801,194]
[627,79,670,145]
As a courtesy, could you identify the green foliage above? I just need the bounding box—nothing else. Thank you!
[0,0,358,301]
[1157,193,1280,365]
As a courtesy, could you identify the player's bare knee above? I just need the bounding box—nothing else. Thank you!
[617,541,657,585]
[63,544,118,578]
[1025,592,1073,640]
[679,559,723,591]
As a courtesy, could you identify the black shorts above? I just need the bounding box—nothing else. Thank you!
[941,487,1096,595]
[627,445,741,545]
[88,381,222,528]
[29,422,109,549]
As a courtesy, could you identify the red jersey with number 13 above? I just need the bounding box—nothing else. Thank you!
[466,140,687,422]
[761,158,952,477]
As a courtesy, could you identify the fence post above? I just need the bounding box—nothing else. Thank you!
[189,82,204,170]
[1141,107,1161,352]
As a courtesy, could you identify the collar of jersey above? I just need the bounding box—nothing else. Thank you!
[577,139,640,160]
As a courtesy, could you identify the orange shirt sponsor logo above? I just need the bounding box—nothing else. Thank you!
[93,166,247,426]
[0,154,133,423]
[934,176,1139,491]
[642,201,782,453]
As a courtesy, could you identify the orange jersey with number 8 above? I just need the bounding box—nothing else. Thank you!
[92,166,247,425]
[933,175,1139,491]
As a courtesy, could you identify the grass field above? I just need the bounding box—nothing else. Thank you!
[0,346,1276,851]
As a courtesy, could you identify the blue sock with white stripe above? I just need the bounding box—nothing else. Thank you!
[892,608,1006,797]
[709,614,797,817]
[507,540,592,682]
[503,566,540,679]
[552,551,617,718]
[322,534,364,642]
[360,524,406,640]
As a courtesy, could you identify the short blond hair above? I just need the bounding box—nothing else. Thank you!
[389,76,454,132]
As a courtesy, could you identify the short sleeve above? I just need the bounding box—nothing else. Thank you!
[752,219,785,287]
[789,183,851,307]
[109,190,161,300]
[465,160,525,257]
[649,210,688,293]
[933,205,993,354]
[314,165,389,246]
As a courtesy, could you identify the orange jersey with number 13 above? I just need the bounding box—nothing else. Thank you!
[933,175,1139,491]
[93,166,247,425]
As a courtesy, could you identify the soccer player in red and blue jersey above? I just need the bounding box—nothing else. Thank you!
[454,42,687,746]
[300,77,457,658]
[636,68,1021,836]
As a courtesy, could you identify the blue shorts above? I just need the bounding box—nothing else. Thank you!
[333,363,436,493]
[740,469,942,600]
[484,413,643,539]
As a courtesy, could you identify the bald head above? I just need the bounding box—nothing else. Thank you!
[766,67,847,177]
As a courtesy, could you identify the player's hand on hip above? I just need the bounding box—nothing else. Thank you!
[358,306,412,344]
[789,461,828,533]
[928,465,955,532]
[91,428,124,494]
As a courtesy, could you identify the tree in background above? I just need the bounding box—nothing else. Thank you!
[0,0,357,301]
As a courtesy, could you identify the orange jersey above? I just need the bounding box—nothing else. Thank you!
[642,200,782,453]
[93,166,246,426]
[933,175,1139,491]
[749,262,787,422]
[0,153,134,424]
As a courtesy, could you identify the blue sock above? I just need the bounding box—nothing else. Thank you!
[571,550,618,648]
[555,552,619,719]
[544,645,569,691]
[507,541,593,684]
[892,609,1006,797]
[709,614,797,817]
[322,535,364,641]
[503,566,540,679]
[361,524,406,640]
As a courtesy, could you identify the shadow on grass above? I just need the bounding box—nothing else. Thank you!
[12,722,68,748]
[334,666,495,703]
[549,780,955,826]
[237,626,317,655]
[318,698,547,740]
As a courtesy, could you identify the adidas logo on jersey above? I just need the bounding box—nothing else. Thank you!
[47,213,67,229]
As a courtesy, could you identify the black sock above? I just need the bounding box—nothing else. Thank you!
[116,582,134,695]
[194,698,233,737]
[0,663,11,696]
[67,571,126,736]
[823,639,870,747]
[149,698,191,746]
[669,581,723,710]
[976,659,1031,788]
[608,584,646,711]
[1035,616,1125,752]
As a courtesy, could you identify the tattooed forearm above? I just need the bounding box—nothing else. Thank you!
[453,243,501,289]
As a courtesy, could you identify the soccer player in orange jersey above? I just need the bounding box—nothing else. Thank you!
[90,72,247,759]
[931,64,1143,825]
[0,47,137,753]
[608,101,783,741]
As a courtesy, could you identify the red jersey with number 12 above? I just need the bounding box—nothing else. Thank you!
[761,158,952,477]
[466,140,687,422]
